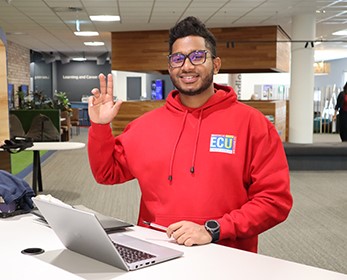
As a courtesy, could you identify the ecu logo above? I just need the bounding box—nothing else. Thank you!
[209,134,236,154]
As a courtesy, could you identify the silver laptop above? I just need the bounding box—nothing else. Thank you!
[31,205,134,233]
[32,198,183,271]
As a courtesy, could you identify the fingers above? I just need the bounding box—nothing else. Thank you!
[107,73,113,97]
[96,73,113,95]
[91,88,101,97]
[99,73,107,95]
[175,232,195,247]
[99,73,113,97]
[167,221,211,246]
[112,99,123,114]
[90,73,114,106]
[90,89,103,107]
[169,224,191,245]
[166,221,182,238]
[88,96,94,108]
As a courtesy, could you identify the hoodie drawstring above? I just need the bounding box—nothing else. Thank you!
[190,110,203,174]
[168,109,203,182]
[168,110,188,181]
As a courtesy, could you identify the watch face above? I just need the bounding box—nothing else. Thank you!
[207,220,218,229]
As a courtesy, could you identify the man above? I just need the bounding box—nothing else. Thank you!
[88,16,292,253]
[333,82,347,141]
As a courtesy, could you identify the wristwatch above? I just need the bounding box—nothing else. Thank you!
[204,220,220,243]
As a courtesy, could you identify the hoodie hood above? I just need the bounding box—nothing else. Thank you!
[165,83,238,182]
[165,83,237,114]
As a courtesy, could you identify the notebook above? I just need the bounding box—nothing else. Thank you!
[32,197,183,271]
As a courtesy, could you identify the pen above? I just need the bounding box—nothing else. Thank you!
[143,220,168,231]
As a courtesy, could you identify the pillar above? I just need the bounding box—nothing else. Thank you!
[289,14,316,143]
[0,28,11,172]
[229,74,242,100]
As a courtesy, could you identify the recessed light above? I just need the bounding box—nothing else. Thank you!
[74,31,99,36]
[6,32,26,35]
[52,7,83,13]
[90,15,120,22]
[332,29,347,36]
[72,57,87,61]
[84,41,105,46]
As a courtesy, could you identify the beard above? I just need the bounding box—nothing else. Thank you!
[170,68,214,96]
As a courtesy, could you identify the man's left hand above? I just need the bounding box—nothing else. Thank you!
[167,221,212,246]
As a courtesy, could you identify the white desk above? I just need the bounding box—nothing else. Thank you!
[27,142,85,194]
[1,214,347,280]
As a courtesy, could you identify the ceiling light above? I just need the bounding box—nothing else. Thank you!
[332,30,347,36]
[74,31,99,36]
[84,41,105,46]
[90,15,120,22]
[52,7,83,13]
[76,20,80,32]
[6,32,26,35]
[72,57,87,61]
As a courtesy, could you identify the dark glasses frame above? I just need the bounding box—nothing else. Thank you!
[168,50,215,68]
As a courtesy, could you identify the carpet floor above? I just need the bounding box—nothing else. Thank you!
[22,128,347,275]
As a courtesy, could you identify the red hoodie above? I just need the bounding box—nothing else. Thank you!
[88,83,292,253]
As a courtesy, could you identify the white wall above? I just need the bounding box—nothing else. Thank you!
[214,73,229,84]
[112,71,291,101]
[214,73,291,100]
[112,70,147,101]
[241,73,290,99]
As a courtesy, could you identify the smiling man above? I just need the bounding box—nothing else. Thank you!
[87,16,292,253]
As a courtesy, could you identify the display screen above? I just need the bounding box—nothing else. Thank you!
[151,79,164,100]
[20,85,29,94]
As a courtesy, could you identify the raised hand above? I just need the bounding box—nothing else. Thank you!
[88,73,123,124]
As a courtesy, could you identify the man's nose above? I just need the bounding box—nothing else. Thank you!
[181,57,195,70]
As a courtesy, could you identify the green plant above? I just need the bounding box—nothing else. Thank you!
[11,90,72,112]
[16,90,25,109]
[32,90,53,109]
[54,91,72,112]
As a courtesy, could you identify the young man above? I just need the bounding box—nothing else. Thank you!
[88,16,292,253]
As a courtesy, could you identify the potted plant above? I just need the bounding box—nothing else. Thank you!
[54,91,72,112]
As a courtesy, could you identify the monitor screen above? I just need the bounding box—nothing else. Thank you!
[151,79,164,100]
[20,85,29,94]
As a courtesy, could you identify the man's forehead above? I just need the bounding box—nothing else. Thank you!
[171,36,206,53]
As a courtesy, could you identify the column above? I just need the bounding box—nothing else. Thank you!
[289,14,316,143]
[229,74,242,100]
[0,28,11,172]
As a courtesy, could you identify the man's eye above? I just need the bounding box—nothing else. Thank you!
[191,53,204,61]
[194,55,204,59]
[173,56,183,62]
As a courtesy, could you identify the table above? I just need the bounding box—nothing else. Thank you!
[1,214,347,280]
[27,142,85,194]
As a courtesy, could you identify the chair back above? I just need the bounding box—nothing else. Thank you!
[71,108,80,123]
[61,111,71,126]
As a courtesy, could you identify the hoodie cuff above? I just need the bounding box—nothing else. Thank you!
[89,121,113,139]
[217,218,235,241]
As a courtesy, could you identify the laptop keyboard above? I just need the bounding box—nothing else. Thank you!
[113,242,155,263]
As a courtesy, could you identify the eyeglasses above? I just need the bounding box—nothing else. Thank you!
[168,50,214,68]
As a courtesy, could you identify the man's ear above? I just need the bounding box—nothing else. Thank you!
[213,57,221,75]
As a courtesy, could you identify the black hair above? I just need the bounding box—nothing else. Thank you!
[168,16,217,57]
[344,82,347,94]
